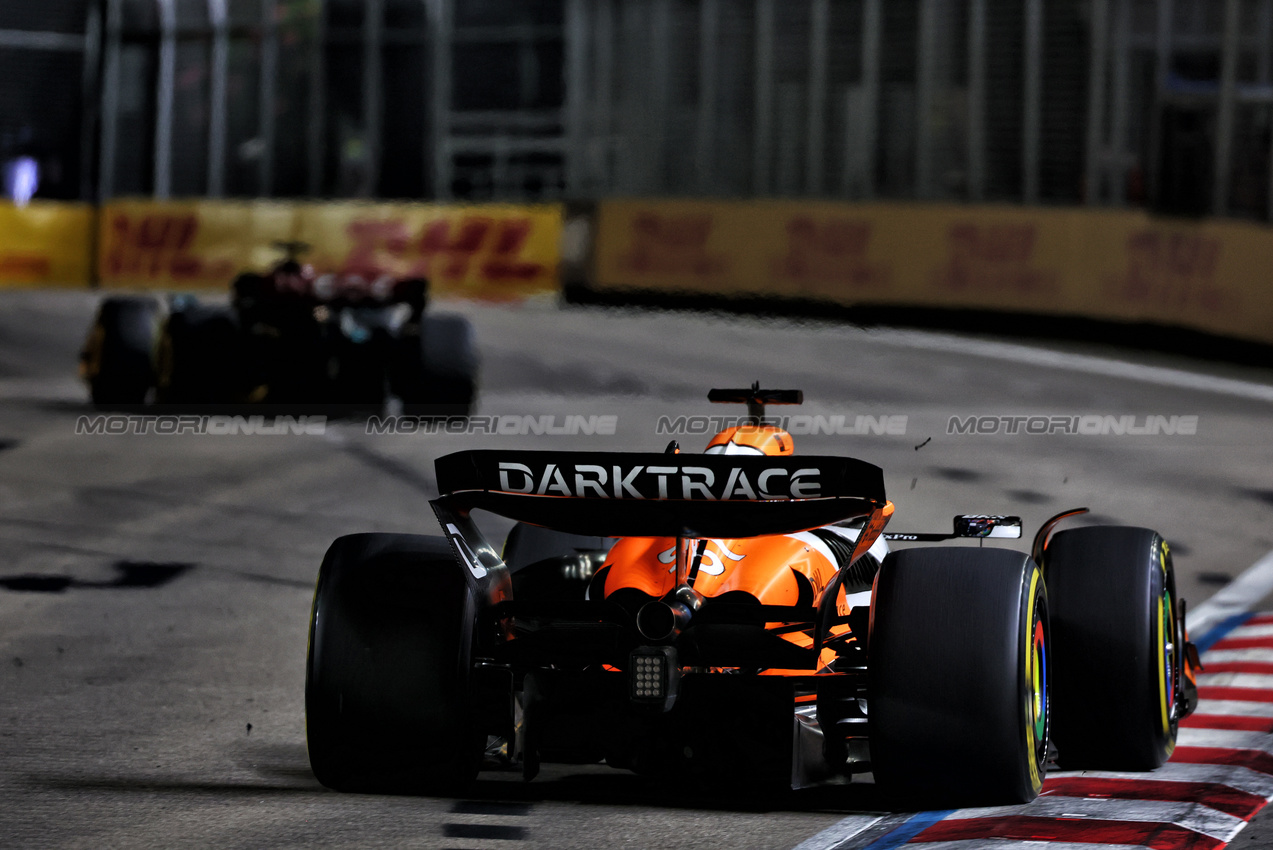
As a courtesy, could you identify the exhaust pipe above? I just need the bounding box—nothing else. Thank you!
[636,584,704,642]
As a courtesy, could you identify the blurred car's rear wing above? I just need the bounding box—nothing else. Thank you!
[431,449,886,539]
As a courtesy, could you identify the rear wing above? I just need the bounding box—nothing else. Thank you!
[432,449,886,539]
[430,450,891,663]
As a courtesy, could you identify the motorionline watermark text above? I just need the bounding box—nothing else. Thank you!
[367,414,619,436]
[75,414,327,436]
[655,414,908,437]
[947,414,1198,436]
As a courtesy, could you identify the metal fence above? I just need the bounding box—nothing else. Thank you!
[566,0,1089,203]
[3,0,1272,219]
[0,2,96,201]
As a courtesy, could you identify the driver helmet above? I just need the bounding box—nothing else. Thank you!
[704,424,794,456]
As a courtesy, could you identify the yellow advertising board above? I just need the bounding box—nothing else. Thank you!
[98,199,294,289]
[593,199,1273,346]
[17,193,1273,347]
[0,201,94,286]
[98,199,564,300]
[292,202,563,300]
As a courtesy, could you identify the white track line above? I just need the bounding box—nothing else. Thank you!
[943,796,1245,843]
[1198,673,1273,689]
[790,815,888,850]
[1190,549,1273,637]
[1177,728,1273,755]
[870,329,1273,403]
[1046,762,1273,798]
[903,843,1158,850]
[1204,649,1273,664]
[1186,700,1273,719]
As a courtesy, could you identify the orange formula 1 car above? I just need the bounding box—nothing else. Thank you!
[304,385,1201,804]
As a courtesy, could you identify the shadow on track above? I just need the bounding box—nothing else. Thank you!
[0,560,193,593]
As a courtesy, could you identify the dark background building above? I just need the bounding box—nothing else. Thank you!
[0,0,1265,219]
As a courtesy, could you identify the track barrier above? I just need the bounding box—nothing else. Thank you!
[6,196,1273,350]
[587,199,1273,348]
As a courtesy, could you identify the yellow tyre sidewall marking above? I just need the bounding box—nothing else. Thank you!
[1157,592,1169,733]
[82,324,105,380]
[1025,567,1042,792]
[1156,541,1176,755]
[155,328,174,390]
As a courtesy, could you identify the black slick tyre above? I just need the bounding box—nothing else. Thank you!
[1047,526,1180,771]
[155,303,244,404]
[83,296,162,407]
[305,533,483,794]
[397,313,478,415]
[869,547,1049,805]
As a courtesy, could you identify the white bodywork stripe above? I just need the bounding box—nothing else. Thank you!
[786,531,841,573]
[808,524,891,565]
[844,590,872,610]
[785,527,886,608]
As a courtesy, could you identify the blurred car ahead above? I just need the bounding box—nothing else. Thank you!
[80,241,478,414]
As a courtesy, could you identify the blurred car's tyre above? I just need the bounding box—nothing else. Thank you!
[396,313,478,415]
[229,273,268,327]
[306,533,483,794]
[155,303,244,404]
[1047,526,1180,770]
[83,296,162,407]
[397,277,428,318]
[869,547,1049,805]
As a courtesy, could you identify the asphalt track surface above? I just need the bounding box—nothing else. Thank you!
[2,289,1273,849]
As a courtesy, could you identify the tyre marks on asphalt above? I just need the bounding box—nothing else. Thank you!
[443,800,533,849]
[0,560,192,593]
[799,611,1273,850]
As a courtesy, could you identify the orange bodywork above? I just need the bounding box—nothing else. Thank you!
[596,424,890,674]
[601,532,857,672]
[706,425,795,456]
[602,535,838,601]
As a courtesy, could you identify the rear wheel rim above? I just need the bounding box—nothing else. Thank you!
[1154,538,1180,764]
[1025,573,1049,792]
[1158,584,1177,733]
